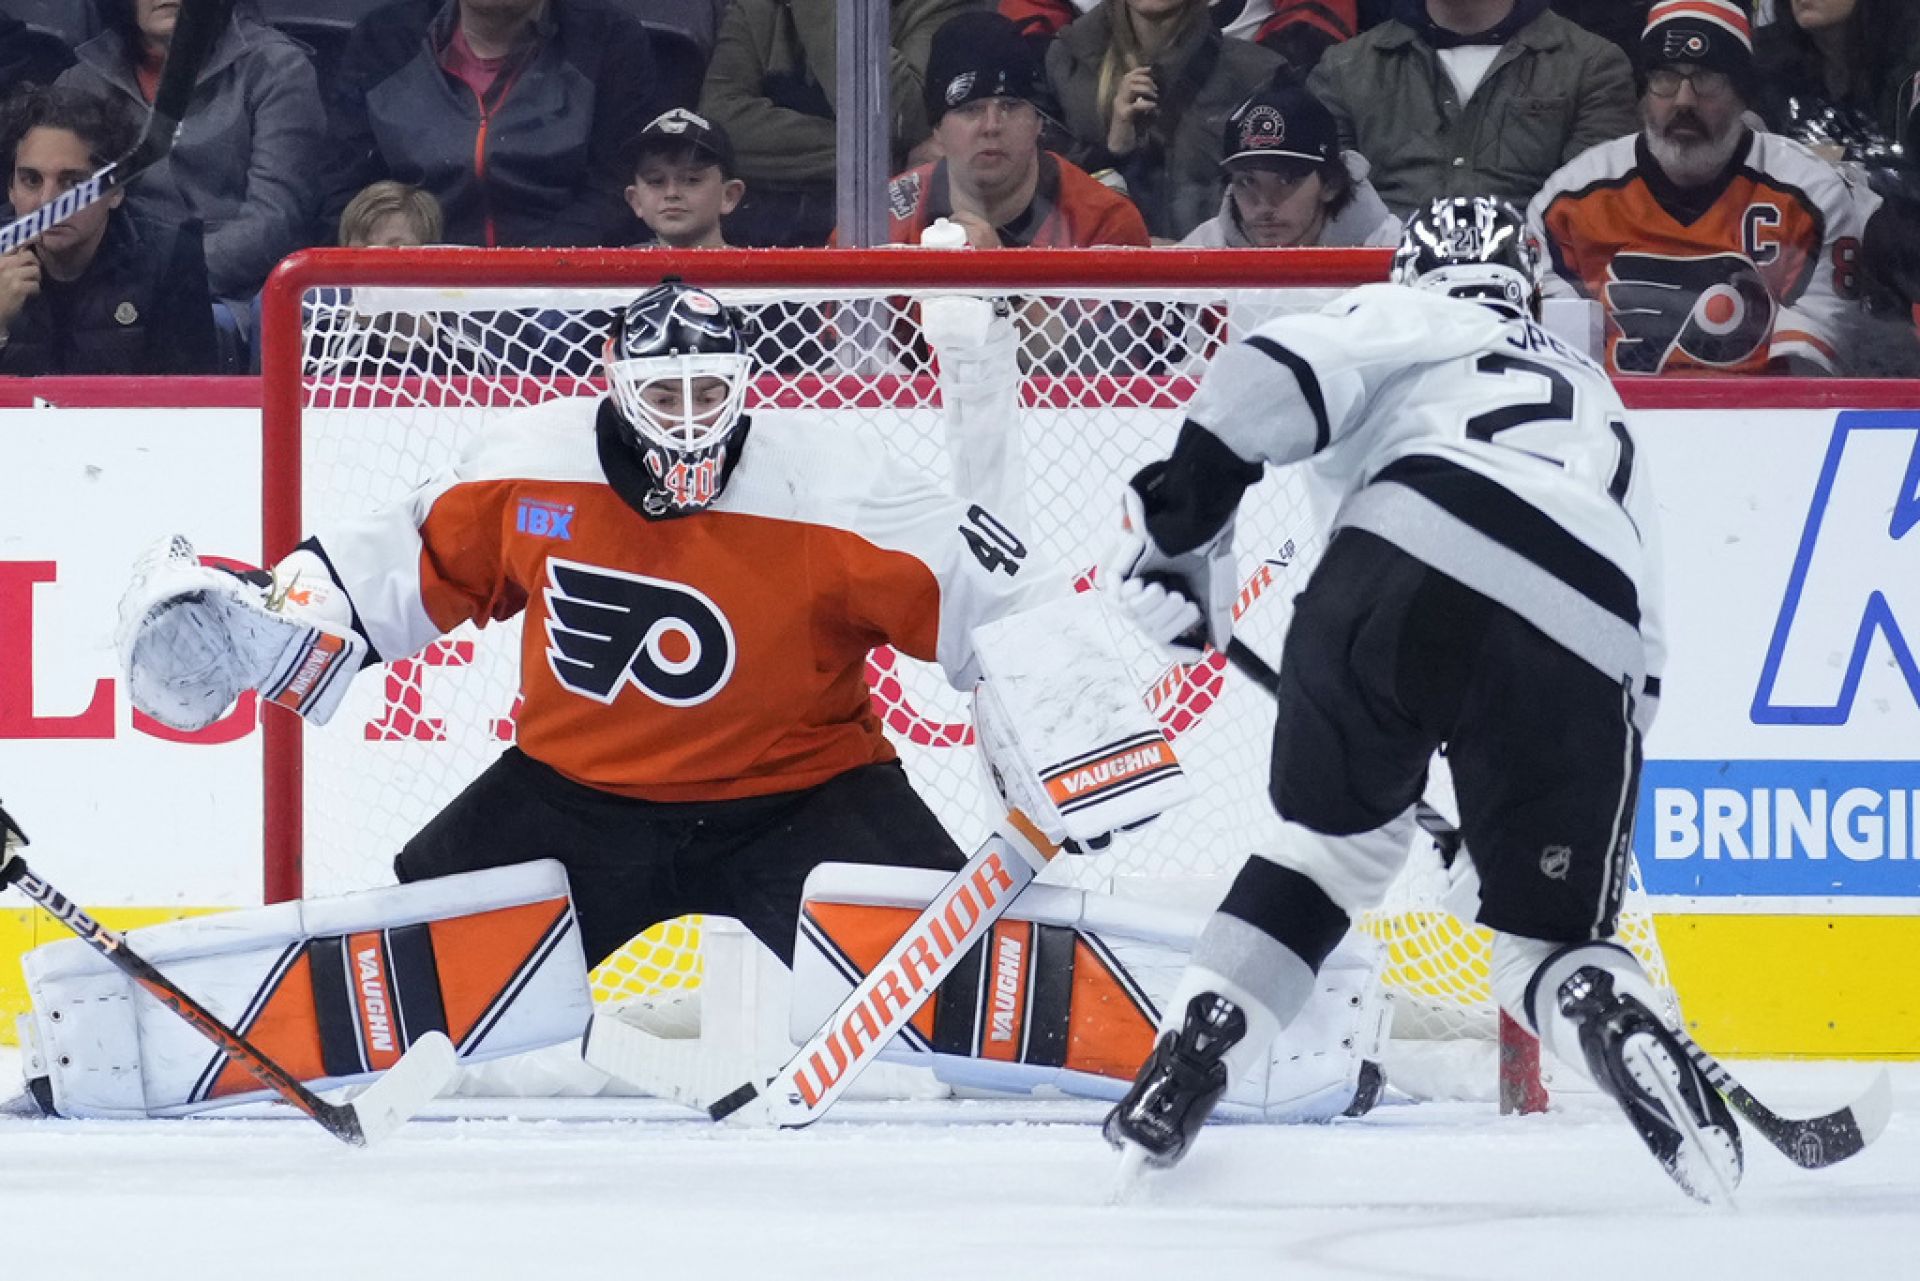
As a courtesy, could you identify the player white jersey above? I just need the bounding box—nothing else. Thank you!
[1188,282,1666,712]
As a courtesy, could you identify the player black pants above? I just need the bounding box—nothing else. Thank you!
[394,749,967,966]
[1267,528,1642,942]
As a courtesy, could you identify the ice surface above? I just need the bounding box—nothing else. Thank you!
[1,1049,1912,1281]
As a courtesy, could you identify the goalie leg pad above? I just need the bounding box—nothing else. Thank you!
[794,863,1387,1123]
[22,862,591,1118]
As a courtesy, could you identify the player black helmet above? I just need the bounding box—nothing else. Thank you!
[604,282,754,515]
[1390,196,1545,320]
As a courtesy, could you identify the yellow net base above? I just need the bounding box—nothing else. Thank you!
[1359,907,1675,1039]
[589,915,706,1007]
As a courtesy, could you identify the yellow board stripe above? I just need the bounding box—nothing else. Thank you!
[0,906,226,1046]
[4,910,1917,1057]
[1657,914,1920,1058]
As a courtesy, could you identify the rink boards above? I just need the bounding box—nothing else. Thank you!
[0,381,1916,1056]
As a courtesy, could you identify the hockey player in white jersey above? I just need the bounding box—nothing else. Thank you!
[1101,196,1742,1203]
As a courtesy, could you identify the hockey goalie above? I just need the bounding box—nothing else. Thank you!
[46,280,1388,1123]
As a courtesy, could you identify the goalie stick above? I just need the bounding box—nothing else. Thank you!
[1223,638,1892,1171]
[0,801,457,1146]
[0,0,237,254]
[697,810,1057,1127]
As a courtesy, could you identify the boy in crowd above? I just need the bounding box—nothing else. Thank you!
[338,180,444,249]
[625,109,744,249]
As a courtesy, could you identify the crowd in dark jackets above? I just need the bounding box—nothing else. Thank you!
[1,0,1916,375]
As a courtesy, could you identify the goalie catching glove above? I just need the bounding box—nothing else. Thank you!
[117,536,368,731]
[1102,463,1238,662]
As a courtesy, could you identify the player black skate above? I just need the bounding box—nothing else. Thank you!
[1104,992,1246,1168]
[1557,967,1743,1203]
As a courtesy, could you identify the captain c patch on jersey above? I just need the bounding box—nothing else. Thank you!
[543,559,737,707]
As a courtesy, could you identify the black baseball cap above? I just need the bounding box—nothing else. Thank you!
[631,108,736,175]
[1221,83,1339,175]
[924,11,1042,126]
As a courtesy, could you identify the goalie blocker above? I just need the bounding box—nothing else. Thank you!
[17,862,592,1118]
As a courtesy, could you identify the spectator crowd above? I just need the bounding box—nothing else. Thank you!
[1,0,1916,375]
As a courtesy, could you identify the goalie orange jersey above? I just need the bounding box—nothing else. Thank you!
[1528,131,1876,375]
[310,399,1064,802]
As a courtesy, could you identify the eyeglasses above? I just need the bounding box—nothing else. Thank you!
[1646,67,1733,99]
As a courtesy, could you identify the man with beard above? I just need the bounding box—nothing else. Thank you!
[1527,0,1877,375]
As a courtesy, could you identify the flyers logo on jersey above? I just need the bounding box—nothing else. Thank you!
[542,559,736,707]
[1604,251,1775,373]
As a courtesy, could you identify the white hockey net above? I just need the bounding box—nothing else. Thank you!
[261,248,1672,1095]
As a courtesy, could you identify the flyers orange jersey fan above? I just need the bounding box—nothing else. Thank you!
[308,399,1066,801]
[1528,132,1876,375]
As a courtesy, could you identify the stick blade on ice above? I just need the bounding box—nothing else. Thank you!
[1852,1068,1894,1148]
[345,1032,458,1145]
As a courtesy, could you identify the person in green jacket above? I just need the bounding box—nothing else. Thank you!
[1306,0,1636,217]
[698,0,981,247]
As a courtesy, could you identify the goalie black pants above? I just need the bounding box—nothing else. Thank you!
[1268,527,1642,943]
[394,750,967,966]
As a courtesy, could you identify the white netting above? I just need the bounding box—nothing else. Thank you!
[272,261,1671,1082]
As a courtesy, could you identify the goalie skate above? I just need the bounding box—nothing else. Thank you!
[1103,993,1246,1169]
[1558,967,1743,1205]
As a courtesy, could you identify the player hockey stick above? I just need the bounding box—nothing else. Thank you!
[698,810,1057,1127]
[0,801,457,1145]
[1676,1030,1892,1170]
[0,0,237,255]
[1223,639,1893,1170]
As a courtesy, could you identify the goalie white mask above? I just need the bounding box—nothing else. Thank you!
[604,282,754,516]
[1389,196,1545,321]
